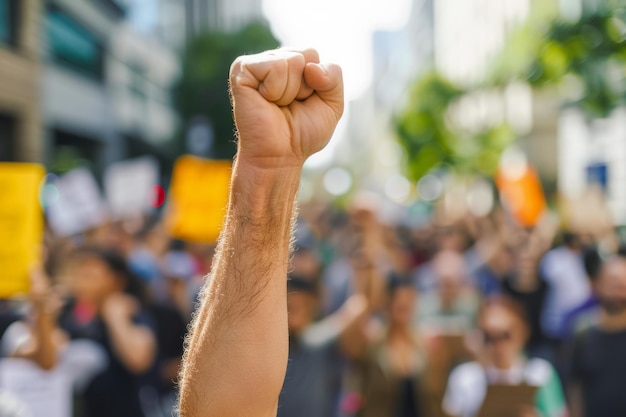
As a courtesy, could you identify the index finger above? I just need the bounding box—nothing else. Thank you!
[279,48,320,100]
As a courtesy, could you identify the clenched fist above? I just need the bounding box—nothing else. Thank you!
[229,48,344,170]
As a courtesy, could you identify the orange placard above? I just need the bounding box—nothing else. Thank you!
[496,164,546,227]
[165,156,231,243]
[0,163,45,298]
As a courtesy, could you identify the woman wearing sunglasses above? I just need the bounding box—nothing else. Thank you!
[442,297,568,417]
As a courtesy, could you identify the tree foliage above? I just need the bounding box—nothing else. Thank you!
[396,2,626,182]
[395,74,515,182]
[525,7,626,117]
[174,22,280,159]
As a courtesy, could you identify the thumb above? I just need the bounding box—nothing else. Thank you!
[303,62,344,119]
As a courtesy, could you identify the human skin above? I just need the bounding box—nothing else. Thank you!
[177,48,344,417]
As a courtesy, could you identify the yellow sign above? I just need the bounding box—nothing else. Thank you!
[0,163,45,298]
[166,156,231,243]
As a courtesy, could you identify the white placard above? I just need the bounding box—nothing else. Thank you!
[104,156,159,219]
[47,167,108,236]
[0,358,71,417]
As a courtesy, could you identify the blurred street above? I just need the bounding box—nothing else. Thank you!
[2,0,626,416]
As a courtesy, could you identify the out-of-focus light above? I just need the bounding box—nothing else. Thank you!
[466,179,494,217]
[385,174,411,203]
[505,82,533,135]
[149,185,166,208]
[499,146,528,180]
[39,184,60,208]
[323,167,352,196]
[298,178,314,203]
[417,174,443,202]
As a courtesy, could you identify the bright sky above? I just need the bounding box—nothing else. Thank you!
[262,0,412,101]
[129,0,413,167]
[262,0,412,167]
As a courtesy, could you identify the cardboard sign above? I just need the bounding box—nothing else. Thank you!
[47,168,108,236]
[0,358,71,417]
[476,384,538,417]
[166,156,231,243]
[104,156,159,219]
[0,163,44,298]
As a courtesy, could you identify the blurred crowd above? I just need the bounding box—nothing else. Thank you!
[2,196,626,417]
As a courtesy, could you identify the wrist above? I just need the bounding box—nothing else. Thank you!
[230,157,302,221]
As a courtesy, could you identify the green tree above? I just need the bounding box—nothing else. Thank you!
[395,73,515,182]
[175,22,280,159]
[396,1,626,182]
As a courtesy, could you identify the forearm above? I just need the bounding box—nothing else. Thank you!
[105,319,156,374]
[179,160,300,417]
[17,311,59,370]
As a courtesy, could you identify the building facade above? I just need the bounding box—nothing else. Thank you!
[41,0,179,178]
[0,0,41,162]
[184,0,265,38]
[42,0,127,176]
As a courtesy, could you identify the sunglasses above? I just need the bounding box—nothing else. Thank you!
[481,330,512,344]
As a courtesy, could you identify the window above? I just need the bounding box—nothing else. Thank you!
[46,7,103,79]
[0,113,16,161]
[0,0,18,47]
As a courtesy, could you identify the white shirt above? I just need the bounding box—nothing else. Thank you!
[443,359,553,417]
[540,246,591,338]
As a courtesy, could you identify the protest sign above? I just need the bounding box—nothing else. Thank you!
[0,163,44,298]
[476,383,538,417]
[104,156,160,219]
[166,156,231,243]
[496,164,546,227]
[47,167,108,236]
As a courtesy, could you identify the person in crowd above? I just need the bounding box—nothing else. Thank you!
[569,250,626,417]
[162,244,197,318]
[499,229,551,359]
[412,226,473,293]
[60,246,157,417]
[443,297,567,417]
[417,250,479,333]
[146,248,190,417]
[356,278,426,417]
[472,242,516,296]
[540,232,591,343]
[321,207,372,316]
[277,232,374,417]
[128,216,171,304]
[1,265,109,416]
[1,267,63,370]
[279,276,365,417]
[559,247,603,340]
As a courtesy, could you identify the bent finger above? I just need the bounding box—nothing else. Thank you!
[303,62,344,119]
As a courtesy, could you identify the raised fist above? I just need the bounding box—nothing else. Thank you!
[229,48,344,170]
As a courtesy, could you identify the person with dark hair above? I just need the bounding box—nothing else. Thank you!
[570,251,626,417]
[59,246,157,417]
[443,297,567,417]
[475,225,552,364]
[128,216,171,304]
[276,263,369,417]
[356,278,426,417]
